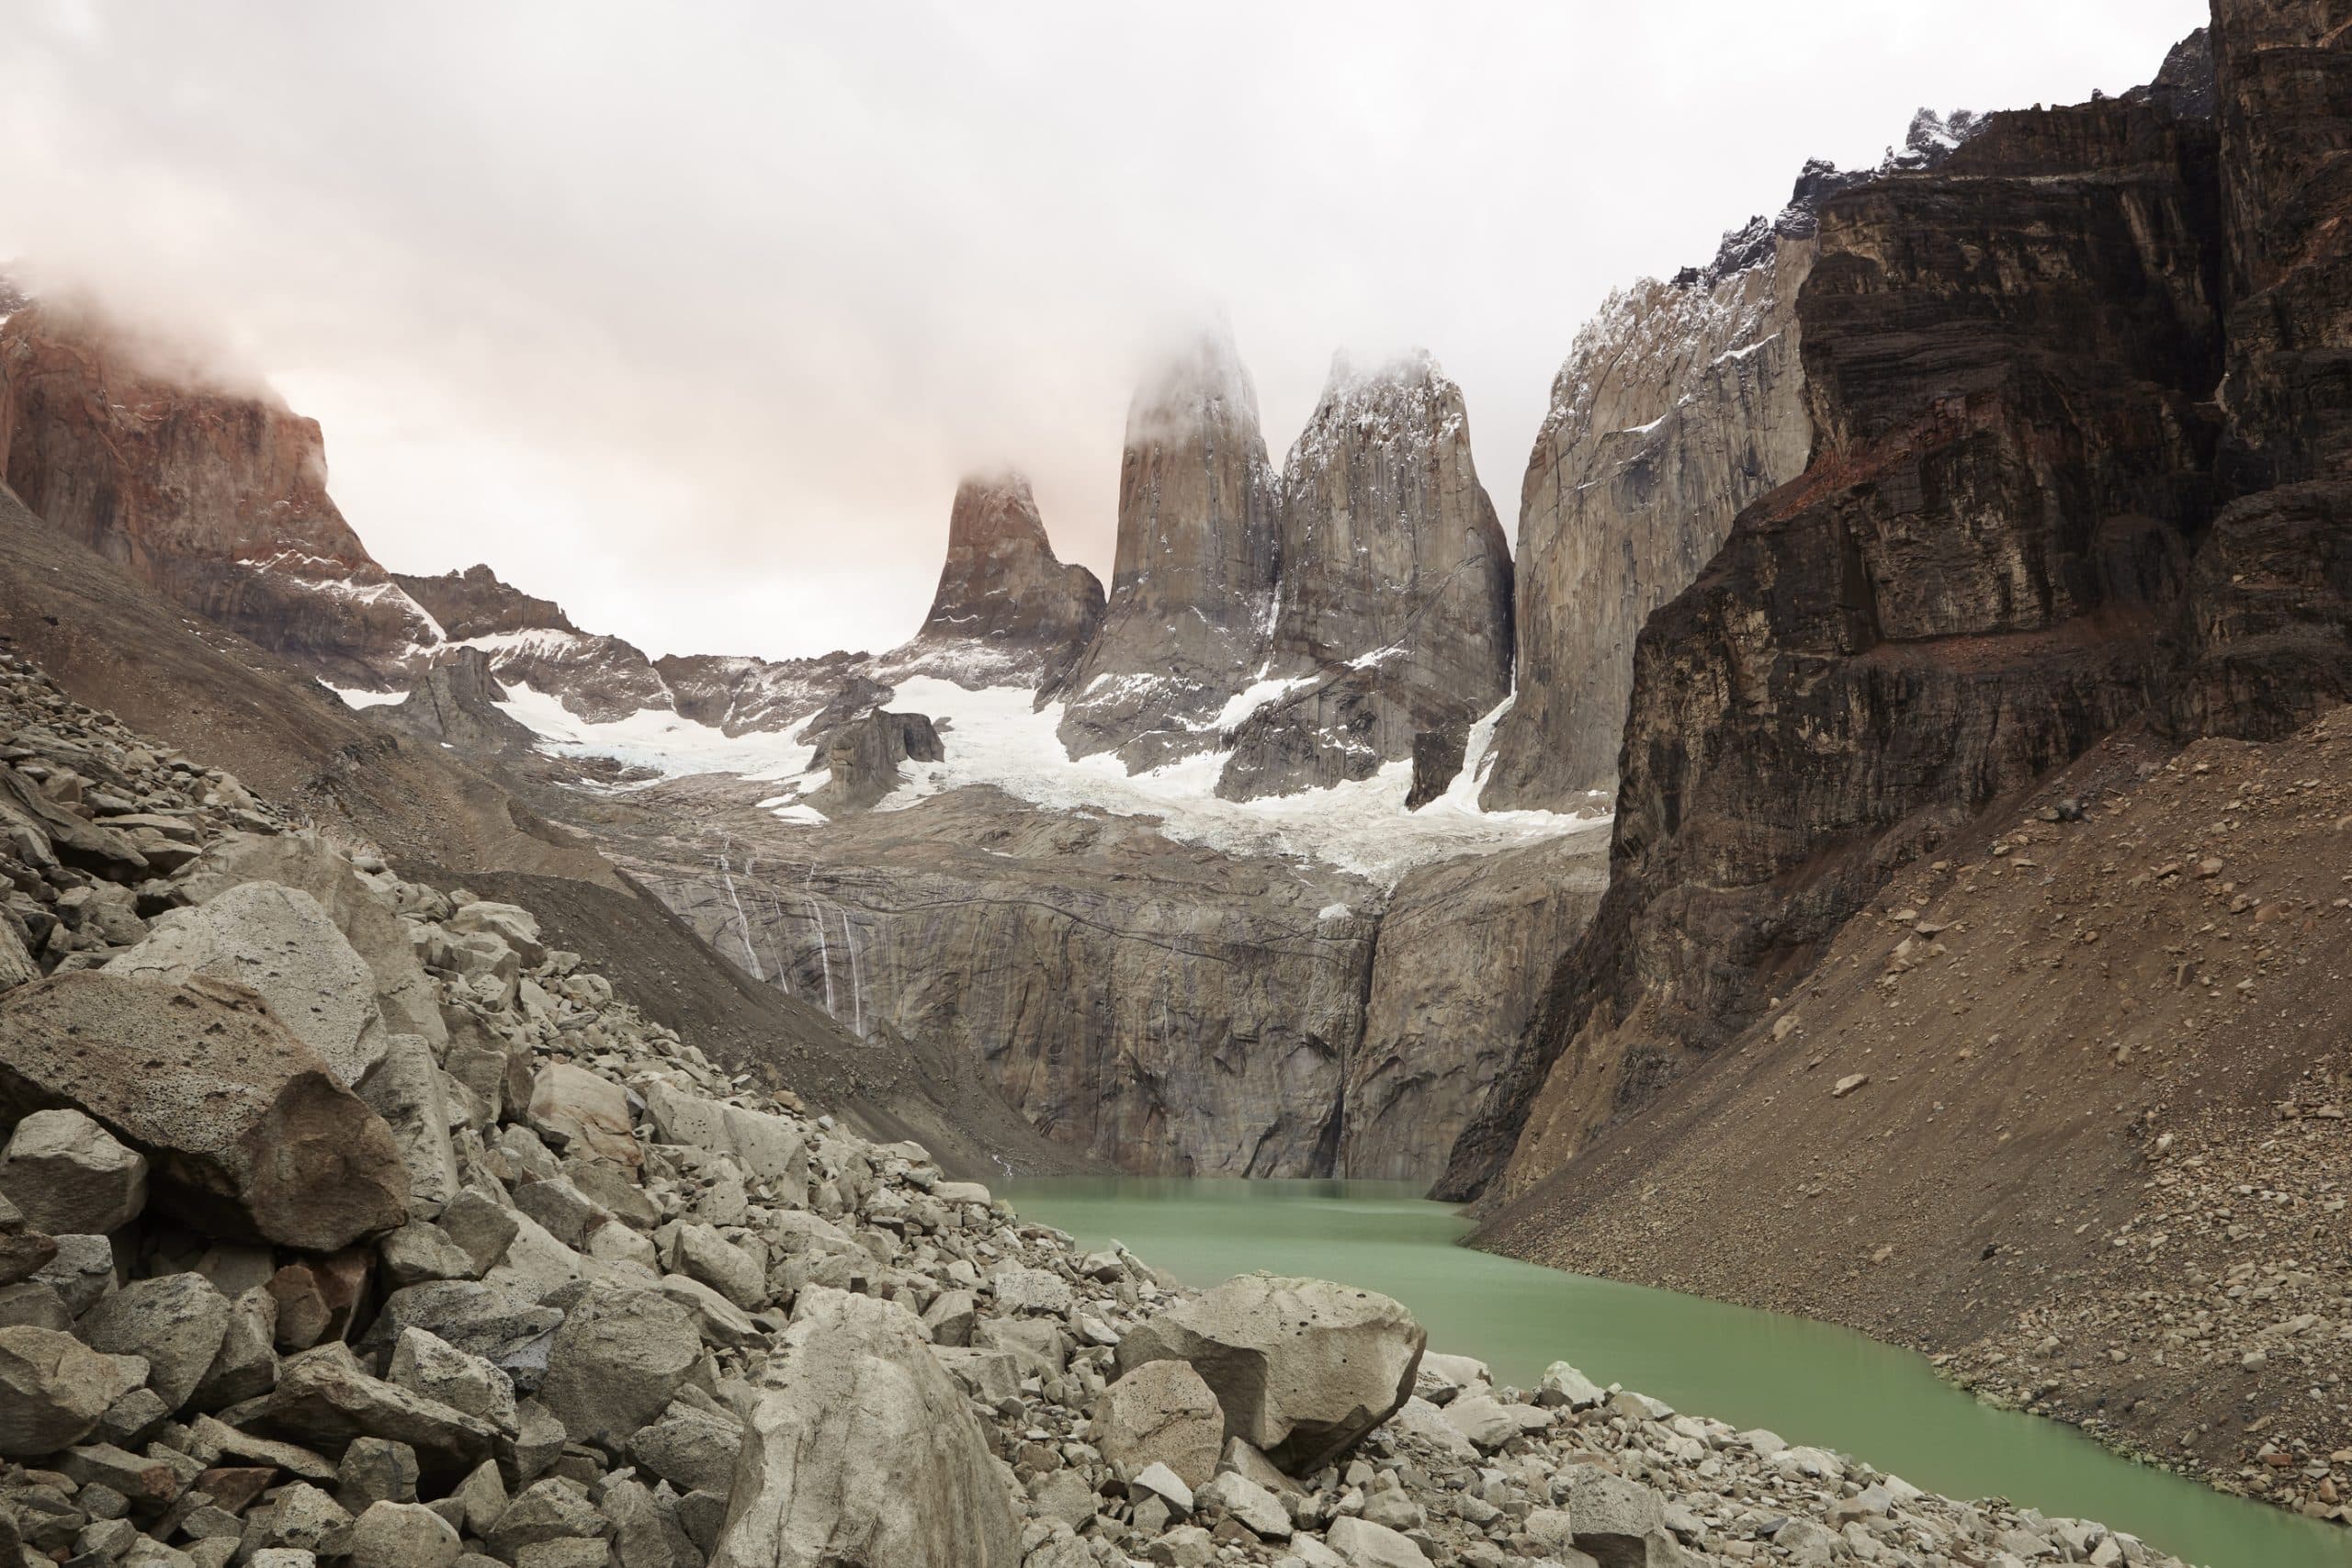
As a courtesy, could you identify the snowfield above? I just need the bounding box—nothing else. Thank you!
[481,670,1607,886]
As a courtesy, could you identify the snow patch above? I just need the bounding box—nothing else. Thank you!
[326,683,404,710]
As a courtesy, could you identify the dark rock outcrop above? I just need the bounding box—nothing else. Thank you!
[392,563,581,641]
[803,709,944,816]
[895,473,1103,689]
[372,648,539,754]
[2158,1,2352,737]
[1216,353,1512,802]
[1445,84,2232,1199]
[0,303,439,687]
[1050,323,1281,771]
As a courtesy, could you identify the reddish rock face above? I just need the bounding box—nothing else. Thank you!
[0,304,437,686]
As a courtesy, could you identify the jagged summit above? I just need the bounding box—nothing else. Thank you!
[1690,108,1988,286]
[1216,347,1512,800]
[895,470,1103,689]
[393,562,581,641]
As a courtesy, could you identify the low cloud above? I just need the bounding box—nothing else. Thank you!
[0,0,2207,659]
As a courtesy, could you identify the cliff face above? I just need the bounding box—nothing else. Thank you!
[2160,0,2352,738]
[1481,117,1989,813]
[1216,353,1513,802]
[1445,87,2232,1200]
[1478,236,1816,809]
[630,787,1378,1177]
[0,303,440,685]
[1051,325,1282,771]
[897,472,1104,689]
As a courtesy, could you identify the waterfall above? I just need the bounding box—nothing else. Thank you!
[716,845,763,982]
[842,906,865,1040]
[806,896,835,1017]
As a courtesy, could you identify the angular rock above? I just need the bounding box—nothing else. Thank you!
[347,1501,460,1568]
[362,1282,563,1396]
[532,1283,701,1452]
[78,1271,232,1413]
[356,1034,461,1219]
[1115,1274,1425,1474]
[626,1401,741,1495]
[175,831,445,1047]
[0,1108,148,1235]
[0,1324,147,1456]
[526,1066,639,1169]
[226,1343,500,1481]
[709,1287,1017,1568]
[1324,1517,1430,1568]
[386,1328,518,1435]
[0,974,410,1250]
[1094,1359,1225,1490]
[105,882,391,1084]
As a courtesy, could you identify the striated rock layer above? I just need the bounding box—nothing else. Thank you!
[1217,353,1512,802]
[1445,82,2233,1200]
[0,302,440,686]
[1050,323,1282,772]
[2159,0,2352,738]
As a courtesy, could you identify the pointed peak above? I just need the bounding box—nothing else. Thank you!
[1126,315,1261,445]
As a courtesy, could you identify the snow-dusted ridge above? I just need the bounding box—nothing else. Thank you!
[481,671,1603,886]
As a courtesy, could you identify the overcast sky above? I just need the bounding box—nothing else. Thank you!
[1,0,2207,660]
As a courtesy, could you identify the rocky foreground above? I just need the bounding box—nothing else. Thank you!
[0,660,2211,1568]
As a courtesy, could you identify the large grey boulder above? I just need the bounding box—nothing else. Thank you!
[711,1287,1018,1568]
[1094,1359,1225,1489]
[0,1324,148,1456]
[533,1283,702,1452]
[0,1108,148,1235]
[1324,1516,1431,1567]
[176,832,446,1047]
[1114,1274,1425,1475]
[106,882,391,1085]
[77,1271,232,1412]
[0,973,410,1250]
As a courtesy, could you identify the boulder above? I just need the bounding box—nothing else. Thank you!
[1094,1359,1225,1489]
[225,1342,501,1481]
[533,1283,702,1452]
[32,1232,117,1314]
[105,882,391,1084]
[175,832,445,1047]
[188,1284,280,1411]
[77,1271,232,1413]
[346,1501,461,1568]
[1323,1517,1430,1568]
[1114,1274,1425,1474]
[386,1328,518,1434]
[0,974,410,1250]
[526,1065,639,1169]
[710,1287,1018,1568]
[1195,1471,1290,1541]
[0,1109,149,1235]
[361,1282,563,1395]
[1440,1393,1552,1451]
[627,1401,741,1495]
[1560,1467,1665,1563]
[0,1324,148,1456]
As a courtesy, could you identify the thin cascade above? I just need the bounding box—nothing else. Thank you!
[842,904,865,1040]
[806,896,835,1017]
[716,842,763,982]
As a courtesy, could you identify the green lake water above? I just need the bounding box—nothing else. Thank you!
[1003,1178,2351,1568]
